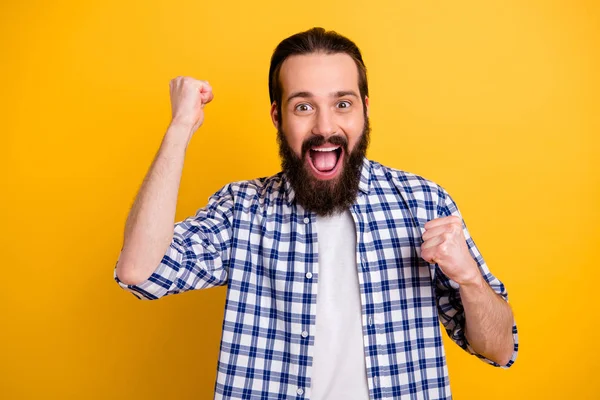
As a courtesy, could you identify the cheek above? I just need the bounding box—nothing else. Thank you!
[282,119,309,156]
[343,115,366,150]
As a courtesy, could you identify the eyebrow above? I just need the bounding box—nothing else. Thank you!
[285,90,359,103]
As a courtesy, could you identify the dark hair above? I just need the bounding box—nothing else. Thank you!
[268,27,369,110]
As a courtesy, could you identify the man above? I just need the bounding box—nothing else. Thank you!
[114,27,518,399]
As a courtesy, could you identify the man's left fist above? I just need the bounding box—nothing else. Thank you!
[421,216,481,285]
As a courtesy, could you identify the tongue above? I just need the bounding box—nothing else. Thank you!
[312,151,338,171]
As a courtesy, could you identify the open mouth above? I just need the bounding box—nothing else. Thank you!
[307,145,343,180]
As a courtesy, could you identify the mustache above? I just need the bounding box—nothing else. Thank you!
[301,135,348,158]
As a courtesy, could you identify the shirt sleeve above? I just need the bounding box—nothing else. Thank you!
[113,184,234,300]
[434,187,519,368]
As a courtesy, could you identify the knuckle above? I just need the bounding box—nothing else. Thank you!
[439,243,449,255]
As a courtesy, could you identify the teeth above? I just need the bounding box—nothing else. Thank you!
[312,147,339,152]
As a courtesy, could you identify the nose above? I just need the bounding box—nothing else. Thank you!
[311,109,337,138]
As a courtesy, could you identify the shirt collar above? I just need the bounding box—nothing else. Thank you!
[282,157,372,206]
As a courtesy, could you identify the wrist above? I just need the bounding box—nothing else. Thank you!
[458,273,486,290]
[168,119,194,134]
[164,122,193,149]
[453,259,483,287]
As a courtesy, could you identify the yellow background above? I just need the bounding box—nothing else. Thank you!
[2,0,599,398]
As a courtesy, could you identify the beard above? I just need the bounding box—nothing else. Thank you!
[277,116,371,216]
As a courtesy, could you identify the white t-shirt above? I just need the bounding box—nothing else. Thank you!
[311,210,370,400]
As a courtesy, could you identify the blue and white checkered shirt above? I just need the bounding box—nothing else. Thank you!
[114,158,518,399]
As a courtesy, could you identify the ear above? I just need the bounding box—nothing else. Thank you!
[270,102,279,129]
[364,96,370,118]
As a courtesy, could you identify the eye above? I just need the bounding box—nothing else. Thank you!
[295,103,313,112]
[337,100,352,109]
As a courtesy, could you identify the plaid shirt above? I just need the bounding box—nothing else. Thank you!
[114,158,518,399]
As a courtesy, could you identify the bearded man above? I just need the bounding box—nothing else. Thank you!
[114,27,518,400]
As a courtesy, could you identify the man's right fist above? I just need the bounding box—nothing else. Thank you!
[169,76,214,135]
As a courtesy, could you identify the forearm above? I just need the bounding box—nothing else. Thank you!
[115,123,191,285]
[459,276,515,365]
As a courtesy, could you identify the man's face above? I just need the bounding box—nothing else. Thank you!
[271,52,371,215]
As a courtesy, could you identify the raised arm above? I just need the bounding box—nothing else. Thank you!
[115,77,213,285]
[423,214,517,367]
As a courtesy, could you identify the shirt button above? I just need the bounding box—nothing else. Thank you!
[297,388,304,395]
[305,272,313,279]
[368,317,373,326]
[301,330,309,338]
[303,217,310,224]
[373,376,379,387]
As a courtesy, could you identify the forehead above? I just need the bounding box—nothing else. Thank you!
[279,53,360,101]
